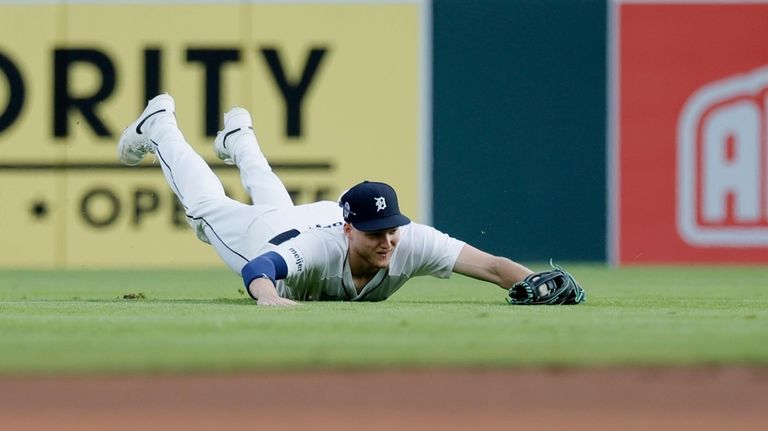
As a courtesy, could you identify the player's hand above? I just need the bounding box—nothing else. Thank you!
[248,278,299,307]
[257,295,300,307]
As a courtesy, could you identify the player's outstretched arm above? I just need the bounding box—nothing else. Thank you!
[452,244,533,290]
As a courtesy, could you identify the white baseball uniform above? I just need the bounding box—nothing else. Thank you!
[148,114,466,301]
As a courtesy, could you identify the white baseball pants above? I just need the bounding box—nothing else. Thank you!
[148,115,342,273]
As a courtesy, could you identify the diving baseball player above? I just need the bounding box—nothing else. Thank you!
[118,94,541,306]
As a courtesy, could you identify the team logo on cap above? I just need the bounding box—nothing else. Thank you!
[374,197,387,212]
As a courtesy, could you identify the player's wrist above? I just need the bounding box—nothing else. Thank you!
[254,272,275,285]
[247,277,279,301]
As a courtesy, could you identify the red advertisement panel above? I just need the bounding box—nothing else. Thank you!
[617,1,768,263]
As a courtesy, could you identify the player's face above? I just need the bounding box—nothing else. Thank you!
[345,224,401,271]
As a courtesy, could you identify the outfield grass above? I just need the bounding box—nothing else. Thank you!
[0,264,766,374]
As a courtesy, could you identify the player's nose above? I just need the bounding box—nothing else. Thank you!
[381,232,397,248]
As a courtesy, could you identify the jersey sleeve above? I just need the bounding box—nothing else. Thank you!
[406,223,465,278]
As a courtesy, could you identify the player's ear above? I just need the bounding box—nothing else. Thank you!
[343,222,353,238]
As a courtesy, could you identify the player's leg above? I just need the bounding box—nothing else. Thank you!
[118,94,267,271]
[212,108,344,232]
[209,106,343,250]
[213,107,294,208]
[119,94,228,221]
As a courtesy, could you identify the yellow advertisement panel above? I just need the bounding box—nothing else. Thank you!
[0,2,423,268]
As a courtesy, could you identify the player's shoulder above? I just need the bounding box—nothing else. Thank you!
[399,222,444,238]
[274,225,346,267]
[292,224,346,249]
[395,222,462,255]
[309,223,345,237]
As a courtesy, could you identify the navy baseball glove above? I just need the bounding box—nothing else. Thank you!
[507,261,586,305]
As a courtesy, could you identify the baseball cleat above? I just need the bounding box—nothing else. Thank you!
[118,93,175,166]
[213,107,256,165]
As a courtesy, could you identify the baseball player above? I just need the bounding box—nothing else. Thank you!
[119,94,535,306]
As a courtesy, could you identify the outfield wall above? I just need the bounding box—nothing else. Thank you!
[434,0,768,265]
[3,0,768,268]
[0,1,426,268]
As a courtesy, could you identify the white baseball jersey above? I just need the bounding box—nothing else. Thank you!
[137,102,460,298]
[270,222,465,301]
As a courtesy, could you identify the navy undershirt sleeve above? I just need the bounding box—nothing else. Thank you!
[241,251,289,289]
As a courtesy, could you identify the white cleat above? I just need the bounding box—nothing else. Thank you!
[213,107,256,165]
[118,94,176,166]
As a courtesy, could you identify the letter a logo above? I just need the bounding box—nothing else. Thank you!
[678,66,768,246]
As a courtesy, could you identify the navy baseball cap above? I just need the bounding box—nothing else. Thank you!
[339,181,411,232]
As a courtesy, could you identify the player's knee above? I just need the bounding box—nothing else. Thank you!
[183,195,221,218]
[185,217,211,244]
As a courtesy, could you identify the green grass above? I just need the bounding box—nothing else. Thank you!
[1,264,767,374]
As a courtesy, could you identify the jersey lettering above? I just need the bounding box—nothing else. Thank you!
[288,247,305,272]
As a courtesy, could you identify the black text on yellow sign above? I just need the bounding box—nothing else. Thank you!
[0,47,327,139]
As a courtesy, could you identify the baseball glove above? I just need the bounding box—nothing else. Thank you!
[507,261,586,305]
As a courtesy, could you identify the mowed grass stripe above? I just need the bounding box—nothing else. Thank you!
[0,265,766,374]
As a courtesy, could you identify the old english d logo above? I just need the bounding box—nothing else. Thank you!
[678,66,768,246]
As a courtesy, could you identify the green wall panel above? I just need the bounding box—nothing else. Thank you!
[432,0,607,262]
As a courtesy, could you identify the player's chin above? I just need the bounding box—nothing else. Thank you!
[372,252,392,268]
